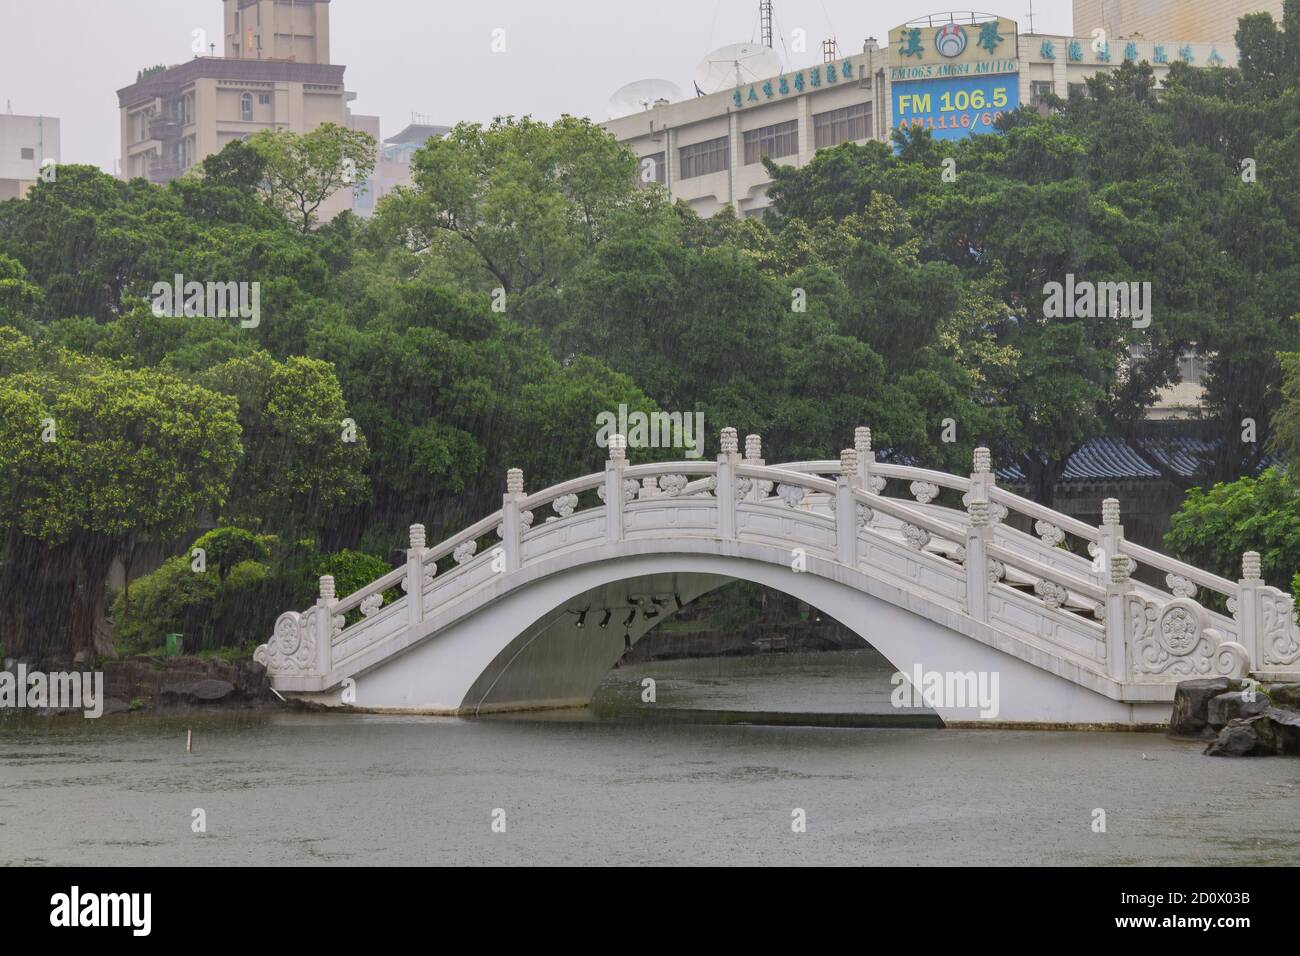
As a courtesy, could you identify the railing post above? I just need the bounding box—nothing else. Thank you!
[717,427,739,540]
[836,449,857,566]
[501,468,524,572]
[1099,500,1129,681]
[605,434,627,544]
[1105,552,1132,682]
[406,524,427,626]
[1097,497,1124,584]
[743,433,764,501]
[1238,551,1262,669]
[316,575,335,675]
[964,447,993,622]
[856,426,875,492]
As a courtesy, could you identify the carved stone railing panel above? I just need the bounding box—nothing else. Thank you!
[1261,592,1300,668]
[1128,596,1249,678]
[256,612,316,674]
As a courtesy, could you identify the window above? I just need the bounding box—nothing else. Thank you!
[743,119,798,164]
[1031,81,1054,107]
[813,103,871,149]
[20,147,34,160]
[679,136,729,179]
[1068,82,1089,99]
[240,92,253,121]
[638,151,666,184]
[259,93,271,105]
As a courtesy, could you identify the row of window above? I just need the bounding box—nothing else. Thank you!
[671,102,873,180]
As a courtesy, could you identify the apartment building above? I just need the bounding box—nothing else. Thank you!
[116,0,375,220]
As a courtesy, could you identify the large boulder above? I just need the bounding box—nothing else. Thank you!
[1266,684,1300,709]
[1204,715,1278,757]
[1170,678,1240,738]
[1265,707,1300,756]
[1206,691,1269,727]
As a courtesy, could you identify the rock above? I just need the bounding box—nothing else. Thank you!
[1266,683,1300,709]
[1204,715,1278,757]
[100,698,132,716]
[1265,707,1300,756]
[1206,691,1269,727]
[1170,678,1240,738]
[160,679,236,705]
[188,679,236,702]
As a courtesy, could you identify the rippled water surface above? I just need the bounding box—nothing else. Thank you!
[2,652,1297,865]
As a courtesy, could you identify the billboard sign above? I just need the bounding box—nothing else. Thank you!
[889,16,1019,80]
[892,73,1020,141]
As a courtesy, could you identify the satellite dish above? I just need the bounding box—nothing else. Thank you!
[694,43,782,95]
[607,79,684,118]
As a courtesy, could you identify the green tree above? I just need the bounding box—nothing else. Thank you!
[1166,468,1300,592]
[383,115,649,293]
[0,337,242,656]
[198,351,369,528]
[250,123,376,232]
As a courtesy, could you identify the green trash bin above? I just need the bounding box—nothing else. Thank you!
[165,633,183,657]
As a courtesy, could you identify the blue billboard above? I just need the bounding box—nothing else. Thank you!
[891,73,1020,142]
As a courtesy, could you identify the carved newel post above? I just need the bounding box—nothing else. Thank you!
[1102,501,1131,682]
[717,427,739,540]
[407,523,427,626]
[1238,551,1263,668]
[605,434,628,544]
[964,447,993,622]
[315,574,336,674]
[501,468,524,572]
[855,426,876,492]
[836,448,858,566]
[743,433,764,502]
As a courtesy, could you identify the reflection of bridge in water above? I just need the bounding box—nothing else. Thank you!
[256,427,1300,725]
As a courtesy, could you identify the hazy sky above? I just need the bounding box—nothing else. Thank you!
[0,0,1075,172]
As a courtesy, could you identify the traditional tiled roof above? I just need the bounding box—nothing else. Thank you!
[994,436,1280,484]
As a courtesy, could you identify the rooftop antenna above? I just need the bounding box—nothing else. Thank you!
[822,38,838,63]
[1027,0,1035,33]
[760,0,774,48]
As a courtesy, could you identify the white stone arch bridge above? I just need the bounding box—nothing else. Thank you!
[256,428,1300,725]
